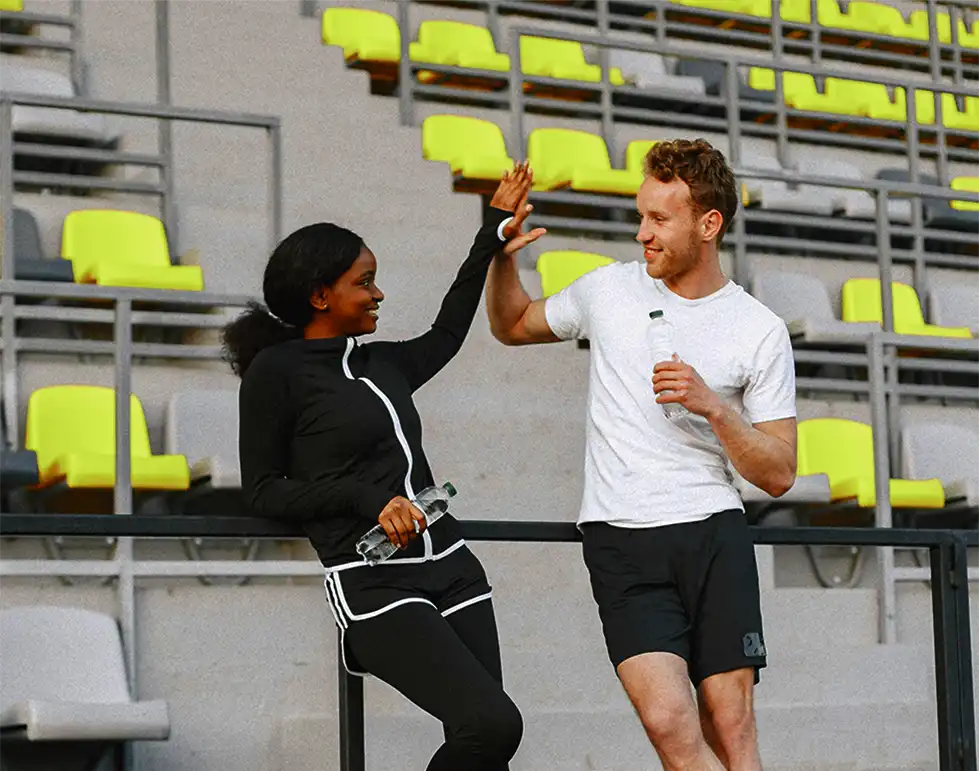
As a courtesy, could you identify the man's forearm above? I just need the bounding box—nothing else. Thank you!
[707,402,796,497]
[486,253,532,343]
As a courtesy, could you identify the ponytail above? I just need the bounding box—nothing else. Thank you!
[222,301,302,377]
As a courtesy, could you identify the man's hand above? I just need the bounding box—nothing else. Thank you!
[489,161,532,211]
[652,357,725,419]
[377,496,427,549]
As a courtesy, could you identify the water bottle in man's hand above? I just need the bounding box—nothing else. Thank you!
[647,310,686,422]
[356,482,458,566]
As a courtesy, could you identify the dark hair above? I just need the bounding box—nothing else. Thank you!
[222,223,365,377]
[643,138,739,244]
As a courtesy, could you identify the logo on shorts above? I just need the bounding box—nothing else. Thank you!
[743,632,766,657]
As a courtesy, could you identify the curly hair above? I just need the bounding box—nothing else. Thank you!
[643,139,738,244]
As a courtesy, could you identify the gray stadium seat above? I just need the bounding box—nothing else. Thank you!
[752,270,878,343]
[902,422,979,507]
[928,284,979,335]
[796,158,912,222]
[609,50,706,95]
[0,56,114,144]
[0,606,169,771]
[0,401,38,494]
[740,152,838,216]
[10,207,75,282]
[674,58,775,103]
[877,169,979,232]
[165,389,241,488]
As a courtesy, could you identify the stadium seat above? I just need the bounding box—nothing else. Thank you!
[527,129,641,195]
[827,78,906,122]
[165,390,241,489]
[747,69,850,114]
[519,36,625,85]
[61,210,204,291]
[796,158,911,222]
[841,279,973,338]
[625,139,658,181]
[1,403,39,492]
[820,1,913,39]
[421,115,514,181]
[10,208,75,282]
[797,418,945,508]
[25,385,190,490]
[908,11,979,47]
[0,55,115,145]
[877,169,979,232]
[608,50,706,96]
[679,59,775,103]
[0,605,169,768]
[951,176,979,211]
[0,0,24,10]
[752,270,878,343]
[321,7,399,64]
[928,285,979,335]
[914,91,979,133]
[739,152,838,216]
[902,422,979,507]
[409,20,509,72]
[537,251,615,297]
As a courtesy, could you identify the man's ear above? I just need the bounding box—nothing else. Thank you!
[702,210,724,242]
[310,286,330,312]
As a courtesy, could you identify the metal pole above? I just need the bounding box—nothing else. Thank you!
[155,0,178,260]
[597,0,615,163]
[69,0,85,95]
[113,298,137,771]
[771,10,790,166]
[486,0,500,46]
[876,189,895,334]
[338,631,365,771]
[868,333,896,644]
[0,100,18,448]
[931,540,964,771]
[396,0,411,126]
[509,29,524,159]
[269,123,283,250]
[951,534,977,771]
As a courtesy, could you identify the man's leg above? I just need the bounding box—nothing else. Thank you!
[698,693,730,769]
[617,652,725,771]
[697,668,761,771]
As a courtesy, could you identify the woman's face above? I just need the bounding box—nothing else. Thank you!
[314,246,384,336]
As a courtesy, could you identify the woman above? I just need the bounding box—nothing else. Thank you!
[223,164,545,771]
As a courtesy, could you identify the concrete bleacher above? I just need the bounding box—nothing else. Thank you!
[1,1,977,770]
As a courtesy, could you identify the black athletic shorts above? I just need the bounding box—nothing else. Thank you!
[581,509,767,686]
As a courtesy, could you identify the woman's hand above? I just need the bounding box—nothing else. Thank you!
[378,496,427,549]
[489,161,533,211]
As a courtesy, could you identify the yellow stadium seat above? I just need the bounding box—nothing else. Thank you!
[909,11,979,48]
[61,210,204,291]
[409,20,509,72]
[25,386,190,491]
[821,0,915,39]
[914,91,979,132]
[321,7,399,63]
[528,129,640,195]
[798,418,944,508]
[951,176,979,212]
[537,251,615,297]
[0,0,24,10]
[519,36,625,85]
[625,140,659,180]
[748,69,855,116]
[422,115,514,181]
[677,0,824,22]
[841,278,973,338]
[826,79,906,121]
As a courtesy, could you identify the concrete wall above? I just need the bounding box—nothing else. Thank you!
[2,2,977,770]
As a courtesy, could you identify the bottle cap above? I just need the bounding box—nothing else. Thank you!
[649,310,664,320]
[443,482,458,497]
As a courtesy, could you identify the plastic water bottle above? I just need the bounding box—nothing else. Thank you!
[356,482,458,566]
[647,310,686,422]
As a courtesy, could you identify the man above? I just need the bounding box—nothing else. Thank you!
[486,139,797,771]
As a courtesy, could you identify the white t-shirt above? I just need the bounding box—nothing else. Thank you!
[545,261,796,529]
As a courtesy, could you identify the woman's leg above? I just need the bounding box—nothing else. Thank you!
[345,602,523,771]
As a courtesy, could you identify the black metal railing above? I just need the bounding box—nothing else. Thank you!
[0,515,975,771]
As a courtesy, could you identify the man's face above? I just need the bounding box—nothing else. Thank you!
[635,177,705,281]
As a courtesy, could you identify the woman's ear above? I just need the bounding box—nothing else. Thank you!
[310,286,330,312]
